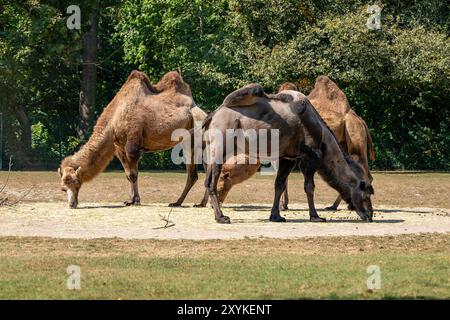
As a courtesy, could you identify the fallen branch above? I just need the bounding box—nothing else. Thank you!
[0,157,33,207]
[152,208,175,229]
[4,185,35,206]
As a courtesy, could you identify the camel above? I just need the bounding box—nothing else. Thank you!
[203,83,374,223]
[307,75,375,209]
[204,77,375,210]
[58,70,200,208]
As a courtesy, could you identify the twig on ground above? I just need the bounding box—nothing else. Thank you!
[153,207,175,229]
[5,185,35,206]
[0,157,33,207]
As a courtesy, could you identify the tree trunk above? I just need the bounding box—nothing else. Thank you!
[78,3,99,141]
[13,104,32,165]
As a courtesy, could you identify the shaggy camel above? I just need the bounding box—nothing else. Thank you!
[307,75,375,209]
[59,70,200,208]
[208,77,375,210]
[203,84,374,224]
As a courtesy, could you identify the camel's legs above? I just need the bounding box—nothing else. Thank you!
[270,159,295,222]
[171,134,202,207]
[279,179,289,210]
[299,160,325,222]
[169,163,198,207]
[194,163,209,207]
[194,188,209,208]
[218,180,232,204]
[116,145,141,206]
[205,163,230,223]
[326,195,342,211]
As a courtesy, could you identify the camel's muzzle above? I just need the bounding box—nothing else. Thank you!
[67,189,78,209]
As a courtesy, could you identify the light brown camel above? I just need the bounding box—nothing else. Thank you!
[203,84,374,223]
[58,70,200,208]
[205,77,375,210]
[306,76,375,209]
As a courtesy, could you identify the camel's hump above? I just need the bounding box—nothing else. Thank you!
[127,70,152,85]
[278,82,298,92]
[154,71,191,95]
[307,75,351,114]
[222,83,268,108]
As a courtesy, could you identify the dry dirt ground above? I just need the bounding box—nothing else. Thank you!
[0,202,449,239]
[0,171,448,240]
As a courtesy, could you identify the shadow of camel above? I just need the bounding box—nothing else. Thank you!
[231,218,405,224]
[225,205,325,212]
[228,205,431,216]
[374,208,431,214]
[78,204,158,209]
[77,205,125,209]
[227,205,273,211]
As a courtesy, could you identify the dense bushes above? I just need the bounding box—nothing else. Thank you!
[1,0,449,170]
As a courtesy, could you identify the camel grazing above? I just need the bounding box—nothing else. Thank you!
[58,70,200,208]
[307,75,374,209]
[195,156,261,208]
[206,77,375,210]
[203,83,374,223]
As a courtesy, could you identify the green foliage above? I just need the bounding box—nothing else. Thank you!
[1,0,449,170]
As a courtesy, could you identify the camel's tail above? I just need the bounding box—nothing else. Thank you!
[362,119,375,161]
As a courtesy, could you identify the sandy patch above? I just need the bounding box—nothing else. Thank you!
[0,202,449,240]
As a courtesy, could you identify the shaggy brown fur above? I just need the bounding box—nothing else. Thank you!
[214,76,375,210]
[278,82,298,92]
[307,76,375,208]
[203,83,373,224]
[59,70,199,208]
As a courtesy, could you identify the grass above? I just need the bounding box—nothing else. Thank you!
[0,234,449,299]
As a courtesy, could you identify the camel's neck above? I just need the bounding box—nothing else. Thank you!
[318,144,358,204]
[65,126,115,183]
[299,100,358,203]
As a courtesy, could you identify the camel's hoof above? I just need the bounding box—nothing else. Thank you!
[310,216,326,222]
[193,203,206,208]
[281,206,289,211]
[168,202,182,207]
[325,206,338,211]
[270,215,286,222]
[216,216,231,224]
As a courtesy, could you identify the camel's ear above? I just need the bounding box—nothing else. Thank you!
[75,167,82,178]
[58,167,62,177]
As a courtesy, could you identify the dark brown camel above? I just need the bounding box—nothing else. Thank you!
[203,84,374,224]
[207,77,375,211]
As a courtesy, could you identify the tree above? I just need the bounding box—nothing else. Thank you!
[78,0,99,141]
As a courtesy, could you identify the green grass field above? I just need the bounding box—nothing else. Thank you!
[0,235,449,299]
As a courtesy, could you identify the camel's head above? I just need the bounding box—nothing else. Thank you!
[58,166,82,209]
[350,180,374,222]
[341,156,374,221]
